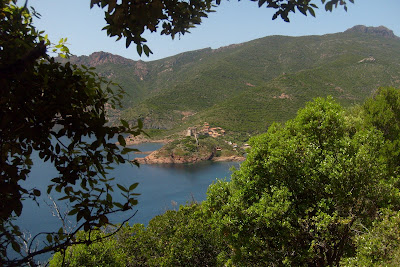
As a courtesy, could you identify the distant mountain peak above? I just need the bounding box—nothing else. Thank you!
[59,51,136,68]
[86,51,135,66]
[345,25,397,38]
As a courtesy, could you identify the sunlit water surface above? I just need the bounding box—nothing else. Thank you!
[15,142,241,262]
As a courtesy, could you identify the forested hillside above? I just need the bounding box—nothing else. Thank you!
[50,87,400,266]
[62,25,400,138]
[51,22,400,267]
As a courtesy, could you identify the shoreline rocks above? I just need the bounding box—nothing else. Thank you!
[134,151,245,164]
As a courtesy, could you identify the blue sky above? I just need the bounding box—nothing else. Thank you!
[31,0,400,61]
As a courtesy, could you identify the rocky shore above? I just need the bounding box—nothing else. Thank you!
[134,151,245,164]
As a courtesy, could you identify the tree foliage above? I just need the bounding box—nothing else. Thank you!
[50,204,227,266]
[341,209,400,266]
[0,1,143,265]
[204,96,400,265]
[48,91,400,266]
[363,87,400,174]
[91,0,353,55]
[49,229,127,267]
[363,87,400,142]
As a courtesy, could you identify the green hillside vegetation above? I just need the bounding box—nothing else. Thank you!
[60,26,400,142]
[50,87,400,266]
[198,51,400,135]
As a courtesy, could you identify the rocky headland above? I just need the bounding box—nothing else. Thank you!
[134,150,214,164]
[134,150,245,164]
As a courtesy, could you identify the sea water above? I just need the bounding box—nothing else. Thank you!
[14,142,241,262]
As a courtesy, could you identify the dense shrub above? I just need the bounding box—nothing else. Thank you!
[50,90,400,266]
[204,96,400,265]
[49,230,126,267]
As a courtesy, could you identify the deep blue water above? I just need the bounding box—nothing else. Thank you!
[14,142,241,262]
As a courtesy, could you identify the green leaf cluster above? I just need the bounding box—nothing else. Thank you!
[0,1,144,265]
[50,204,227,266]
[90,0,352,54]
[49,229,126,267]
[341,209,400,266]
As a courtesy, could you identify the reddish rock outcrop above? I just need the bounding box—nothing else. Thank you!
[135,151,245,164]
[135,150,214,164]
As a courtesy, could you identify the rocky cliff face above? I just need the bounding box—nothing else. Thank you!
[57,51,149,80]
[66,51,135,66]
[345,25,397,38]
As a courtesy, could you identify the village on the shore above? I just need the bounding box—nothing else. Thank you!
[125,122,250,164]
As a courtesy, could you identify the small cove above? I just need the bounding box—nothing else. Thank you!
[15,142,241,262]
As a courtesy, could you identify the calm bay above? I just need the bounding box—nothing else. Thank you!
[16,142,241,261]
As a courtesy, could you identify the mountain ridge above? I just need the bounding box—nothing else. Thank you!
[59,25,400,141]
[65,25,398,67]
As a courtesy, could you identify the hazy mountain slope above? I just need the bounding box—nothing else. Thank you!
[120,26,400,131]
[196,51,400,136]
[62,25,400,136]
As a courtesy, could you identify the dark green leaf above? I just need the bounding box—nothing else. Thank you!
[12,242,20,253]
[258,0,266,8]
[308,7,316,17]
[99,215,109,224]
[129,198,138,205]
[325,2,333,11]
[136,44,143,55]
[47,185,53,194]
[118,135,126,146]
[107,193,112,202]
[33,189,41,196]
[117,184,129,193]
[68,209,79,216]
[143,45,153,57]
[114,202,123,209]
[129,183,139,191]
[121,119,129,128]
[46,234,53,243]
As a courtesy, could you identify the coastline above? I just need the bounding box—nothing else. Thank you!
[134,153,245,164]
[129,135,246,164]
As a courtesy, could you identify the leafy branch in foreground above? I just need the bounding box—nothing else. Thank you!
[91,0,353,55]
[0,1,143,265]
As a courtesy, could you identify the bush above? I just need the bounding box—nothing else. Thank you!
[204,97,400,265]
[130,204,227,266]
[49,229,126,267]
[341,209,400,266]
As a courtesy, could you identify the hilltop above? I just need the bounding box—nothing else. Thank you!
[345,25,398,38]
